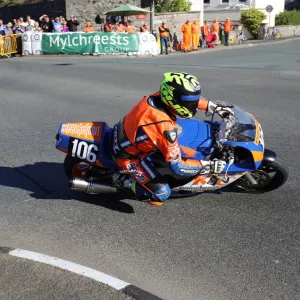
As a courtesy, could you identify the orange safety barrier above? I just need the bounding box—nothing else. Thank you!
[0,34,20,58]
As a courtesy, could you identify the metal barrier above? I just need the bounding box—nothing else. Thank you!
[0,34,20,58]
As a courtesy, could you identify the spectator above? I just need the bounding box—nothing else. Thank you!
[62,21,69,32]
[25,15,35,27]
[53,17,63,32]
[13,20,25,34]
[223,17,233,46]
[121,16,128,27]
[0,19,4,36]
[112,22,118,32]
[67,15,80,32]
[13,19,17,26]
[126,20,136,34]
[84,20,95,33]
[191,20,200,51]
[19,17,26,27]
[104,19,113,32]
[140,22,149,33]
[4,22,13,35]
[39,15,53,32]
[181,19,192,52]
[159,21,170,55]
[116,21,126,33]
[211,18,220,44]
[202,20,210,43]
[33,21,42,32]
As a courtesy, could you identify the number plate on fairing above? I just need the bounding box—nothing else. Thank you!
[68,137,99,163]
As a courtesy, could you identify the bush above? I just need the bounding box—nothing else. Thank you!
[241,8,266,38]
[276,10,300,25]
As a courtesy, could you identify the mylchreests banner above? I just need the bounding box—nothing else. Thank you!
[42,32,139,54]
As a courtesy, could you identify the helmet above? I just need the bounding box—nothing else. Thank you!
[160,72,201,118]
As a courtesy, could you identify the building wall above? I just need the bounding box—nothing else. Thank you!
[65,0,141,31]
[0,0,66,23]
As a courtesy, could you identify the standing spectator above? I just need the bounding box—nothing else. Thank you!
[84,20,95,33]
[223,17,233,46]
[159,21,170,55]
[0,19,5,36]
[62,21,69,32]
[104,20,113,32]
[181,19,192,52]
[126,20,136,34]
[191,20,200,51]
[202,21,210,43]
[121,16,128,27]
[67,15,80,32]
[39,15,53,32]
[13,20,25,34]
[53,17,63,33]
[116,21,126,33]
[4,22,13,35]
[211,18,220,44]
[25,15,35,27]
[19,17,26,27]
[33,21,42,32]
[140,22,149,32]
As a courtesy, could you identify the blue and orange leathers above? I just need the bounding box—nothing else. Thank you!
[111,92,210,202]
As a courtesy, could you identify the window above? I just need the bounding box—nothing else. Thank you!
[204,0,210,3]
[222,0,229,3]
[239,0,247,2]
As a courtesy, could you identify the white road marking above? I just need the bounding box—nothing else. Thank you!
[9,248,129,290]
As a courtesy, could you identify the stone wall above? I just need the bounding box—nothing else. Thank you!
[65,0,141,31]
[0,0,66,23]
[259,24,300,39]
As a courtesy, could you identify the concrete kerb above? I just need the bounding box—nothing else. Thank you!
[0,246,163,300]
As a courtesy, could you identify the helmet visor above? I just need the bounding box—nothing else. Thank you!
[179,95,200,116]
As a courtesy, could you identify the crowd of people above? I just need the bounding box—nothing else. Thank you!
[158,17,234,55]
[103,17,149,34]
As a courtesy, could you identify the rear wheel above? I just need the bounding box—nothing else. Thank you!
[230,159,288,193]
[64,155,90,179]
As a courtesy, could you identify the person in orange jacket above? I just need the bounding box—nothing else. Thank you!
[126,20,136,34]
[211,18,219,44]
[202,20,210,40]
[111,72,234,206]
[84,20,95,33]
[104,20,113,32]
[140,22,150,32]
[117,21,126,33]
[191,20,200,51]
[181,20,192,52]
[223,17,233,46]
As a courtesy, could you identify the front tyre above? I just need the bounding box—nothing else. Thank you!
[230,159,289,193]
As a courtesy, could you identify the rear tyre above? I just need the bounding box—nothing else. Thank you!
[64,155,90,179]
[230,159,289,193]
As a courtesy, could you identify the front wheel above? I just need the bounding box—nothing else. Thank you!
[230,159,289,193]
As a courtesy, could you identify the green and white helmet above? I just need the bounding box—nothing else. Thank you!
[160,72,201,118]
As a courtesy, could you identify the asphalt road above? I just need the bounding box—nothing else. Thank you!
[1,41,300,300]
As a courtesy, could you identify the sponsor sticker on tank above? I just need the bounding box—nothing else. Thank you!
[61,122,102,141]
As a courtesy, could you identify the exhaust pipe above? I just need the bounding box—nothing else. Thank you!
[69,178,117,194]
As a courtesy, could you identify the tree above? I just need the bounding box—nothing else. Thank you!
[241,8,266,38]
[155,0,192,13]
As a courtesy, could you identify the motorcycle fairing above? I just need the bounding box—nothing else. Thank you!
[56,122,117,170]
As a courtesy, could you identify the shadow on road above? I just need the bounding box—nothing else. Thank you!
[0,162,135,214]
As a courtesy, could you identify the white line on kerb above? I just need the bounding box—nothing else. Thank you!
[9,249,129,290]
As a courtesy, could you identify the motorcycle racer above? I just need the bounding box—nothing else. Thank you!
[111,72,234,206]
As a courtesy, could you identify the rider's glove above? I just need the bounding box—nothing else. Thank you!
[200,159,227,174]
[206,100,234,118]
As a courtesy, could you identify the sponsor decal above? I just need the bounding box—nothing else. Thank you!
[127,162,146,182]
[61,122,102,141]
[164,129,177,143]
[180,169,199,174]
[169,145,181,164]
[156,190,168,197]
[112,127,120,153]
[176,124,183,136]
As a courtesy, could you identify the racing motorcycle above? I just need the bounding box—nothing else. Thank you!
[55,105,288,198]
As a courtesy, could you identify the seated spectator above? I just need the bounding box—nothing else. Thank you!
[13,20,25,34]
[140,22,150,33]
[53,17,63,33]
[121,16,128,27]
[4,22,13,35]
[112,22,118,32]
[126,20,136,34]
[84,20,95,33]
[39,15,53,32]
[33,21,42,32]
[0,19,5,36]
[67,15,79,32]
[25,15,35,27]
[62,21,69,32]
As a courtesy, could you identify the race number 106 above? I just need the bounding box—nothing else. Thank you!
[69,138,99,163]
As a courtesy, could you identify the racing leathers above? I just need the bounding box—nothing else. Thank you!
[111,92,232,203]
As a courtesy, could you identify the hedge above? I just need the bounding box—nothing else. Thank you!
[276,10,300,25]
